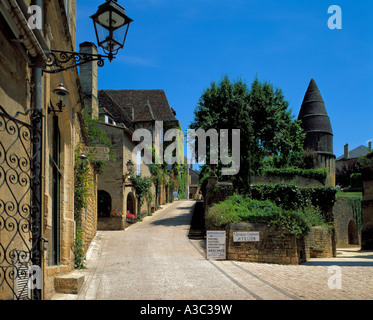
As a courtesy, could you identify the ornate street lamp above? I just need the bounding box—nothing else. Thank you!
[43,0,133,74]
[48,83,69,114]
[90,0,133,62]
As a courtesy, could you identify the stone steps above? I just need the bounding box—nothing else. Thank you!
[54,273,85,294]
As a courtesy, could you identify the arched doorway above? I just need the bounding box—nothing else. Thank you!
[348,220,359,245]
[127,192,136,215]
[98,190,112,218]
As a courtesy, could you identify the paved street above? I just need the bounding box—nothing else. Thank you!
[54,200,373,300]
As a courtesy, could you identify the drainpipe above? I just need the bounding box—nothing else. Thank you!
[32,0,43,301]
[34,0,42,112]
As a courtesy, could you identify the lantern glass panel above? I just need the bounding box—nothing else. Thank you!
[97,10,126,29]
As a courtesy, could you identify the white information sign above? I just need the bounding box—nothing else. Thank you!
[233,232,260,242]
[207,231,226,260]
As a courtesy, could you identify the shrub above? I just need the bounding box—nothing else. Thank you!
[262,167,328,185]
[205,195,331,238]
[250,184,337,219]
[350,173,363,190]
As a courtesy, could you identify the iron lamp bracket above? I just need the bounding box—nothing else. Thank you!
[43,49,113,74]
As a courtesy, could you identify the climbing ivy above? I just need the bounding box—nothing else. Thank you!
[129,169,153,217]
[81,108,116,173]
[348,197,362,231]
[73,145,94,269]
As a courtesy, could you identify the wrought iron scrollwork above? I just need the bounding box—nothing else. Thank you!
[0,106,43,300]
[43,49,110,74]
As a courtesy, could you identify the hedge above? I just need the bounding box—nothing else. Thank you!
[205,195,331,238]
[262,167,328,185]
[250,184,337,220]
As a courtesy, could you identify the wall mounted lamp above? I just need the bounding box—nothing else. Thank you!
[43,0,133,74]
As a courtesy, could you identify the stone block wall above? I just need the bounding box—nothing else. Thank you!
[333,197,361,247]
[305,226,334,258]
[226,223,334,265]
[80,166,98,253]
[97,217,125,231]
[362,159,373,249]
[227,223,306,265]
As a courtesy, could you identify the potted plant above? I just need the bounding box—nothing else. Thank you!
[126,211,137,223]
[110,209,123,217]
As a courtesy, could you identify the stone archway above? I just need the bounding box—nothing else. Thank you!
[127,192,136,215]
[348,220,359,245]
[98,190,112,218]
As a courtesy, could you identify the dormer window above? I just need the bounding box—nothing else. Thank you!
[104,115,116,125]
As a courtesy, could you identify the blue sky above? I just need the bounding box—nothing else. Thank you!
[76,0,373,159]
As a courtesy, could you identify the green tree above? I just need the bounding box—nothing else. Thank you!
[190,76,305,194]
[248,78,305,171]
[190,76,253,194]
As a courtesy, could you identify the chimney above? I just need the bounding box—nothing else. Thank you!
[369,141,372,151]
[344,143,349,158]
[79,42,98,119]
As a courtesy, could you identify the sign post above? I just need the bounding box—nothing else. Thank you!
[206,231,226,260]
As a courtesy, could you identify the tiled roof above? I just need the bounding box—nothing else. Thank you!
[98,89,178,124]
[336,145,370,161]
[135,100,155,122]
[98,91,133,128]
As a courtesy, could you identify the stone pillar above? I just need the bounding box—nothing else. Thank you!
[79,42,99,119]
[362,154,373,250]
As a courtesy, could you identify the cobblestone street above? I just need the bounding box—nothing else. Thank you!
[54,200,373,301]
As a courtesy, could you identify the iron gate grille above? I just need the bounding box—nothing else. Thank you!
[0,106,43,300]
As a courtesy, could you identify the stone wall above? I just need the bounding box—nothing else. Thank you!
[362,156,373,249]
[80,166,98,253]
[226,223,333,265]
[305,226,334,258]
[333,197,361,247]
[227,223,306,265]
[97,217,126,231]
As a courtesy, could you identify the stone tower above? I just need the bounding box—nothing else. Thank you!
[298,79,336,186]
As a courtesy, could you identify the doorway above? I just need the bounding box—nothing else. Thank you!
[98,190,112,218]
[127,192,136,215]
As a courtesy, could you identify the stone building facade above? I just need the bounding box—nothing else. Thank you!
[79,43,181,229]
[0,0,97,300]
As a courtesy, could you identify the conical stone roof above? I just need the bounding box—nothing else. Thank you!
[298,79,334,155]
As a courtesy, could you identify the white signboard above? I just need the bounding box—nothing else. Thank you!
[207,231,226,260]
[233,232,260,242]
[173,191,179,201]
